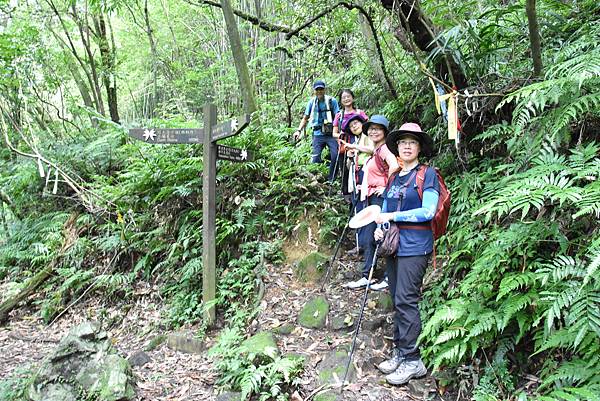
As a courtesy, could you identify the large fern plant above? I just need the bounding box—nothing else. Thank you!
[421,22,600,399]
[494,23,600,152]
[422,142,599,399]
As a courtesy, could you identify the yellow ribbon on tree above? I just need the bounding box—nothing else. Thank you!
[438,91,459,142]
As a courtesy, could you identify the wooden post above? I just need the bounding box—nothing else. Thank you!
[128,106,251,327]
[202,104,217,324]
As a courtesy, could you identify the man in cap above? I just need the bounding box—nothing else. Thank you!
[293,80,340,181]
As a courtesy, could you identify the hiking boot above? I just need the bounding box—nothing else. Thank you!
[346,247,362,256]
[385,359,427,385]
[377,348,403,374]
[343,277,372,289]
[371,278,389,291]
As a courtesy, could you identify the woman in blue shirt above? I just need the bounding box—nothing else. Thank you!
[373,123,439,386]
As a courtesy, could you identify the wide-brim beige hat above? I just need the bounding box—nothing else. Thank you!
[386,123,434,158]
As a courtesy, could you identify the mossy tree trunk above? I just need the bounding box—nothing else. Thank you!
[0,267,54,324]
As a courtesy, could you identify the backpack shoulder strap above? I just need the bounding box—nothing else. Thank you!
[383,171,398,197]
[416,164,428,200]
[373,146,388,175]
[324,95,331,111]
[309,96,317,116]
[338,109,345,130]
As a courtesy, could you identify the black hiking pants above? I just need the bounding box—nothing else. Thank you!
[386,253,430,361]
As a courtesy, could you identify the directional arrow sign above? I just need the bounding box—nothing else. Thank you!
[128,128,204,144]
[211,114,251,142]
[127,105,252,327]
[217,145,252,162]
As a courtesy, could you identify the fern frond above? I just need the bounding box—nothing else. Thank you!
[421,300,467,338]
[468,311,498,338]
[583,241,600,286]
[537,256,586,285]
[432,340,468,370]
[497,272,537,300]
[547,52,600,81]
[551,92,600,137]
[539,358,596,391]
[541,286,580,332]
[566,291,600,348]
[572,180,600,219]
[434,327,467,345]
[498,292,536,331]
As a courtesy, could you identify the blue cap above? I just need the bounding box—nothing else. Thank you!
[313,80,326,89]
[362,115,390,136]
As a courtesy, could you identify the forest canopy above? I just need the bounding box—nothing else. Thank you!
[0,0,599,400]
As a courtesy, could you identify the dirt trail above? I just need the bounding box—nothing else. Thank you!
[0,251,442,400]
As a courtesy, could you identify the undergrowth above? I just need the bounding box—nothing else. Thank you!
[209,322,305,400]
[419,31,600,400]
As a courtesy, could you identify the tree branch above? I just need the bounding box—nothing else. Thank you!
[185,0,311,42]
[0,104,115,216]
[286,2,397,97]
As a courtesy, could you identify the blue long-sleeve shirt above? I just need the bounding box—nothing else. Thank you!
[383,167,440,256]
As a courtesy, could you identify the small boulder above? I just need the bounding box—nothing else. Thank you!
[296,252,329,282]
[166,332,205,354]
[28,383,78,401]
[216,391,242,401]
[362,316,386,332]
[273,323,295,335]
[376,292,394,313]
[240,331,279,359]
[29,321,135,401]
[316,347,355,386]
[408,377,436,398]
[298,296,329,329]
[329,314,354,331]
[128,351,151,367]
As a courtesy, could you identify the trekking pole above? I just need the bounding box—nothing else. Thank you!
[341,237,382,392]
[320,194,362,292]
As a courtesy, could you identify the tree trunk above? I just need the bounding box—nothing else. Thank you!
[359,13,396,98]
[526,0,543,77]
[47,0,104,115]
[144,0,159,117]
[93,13,120,123]
[66,60,95,110]
[0,266,53,324]
[71,3,106,116]
[381,0,468,89]
[220,0,258,113]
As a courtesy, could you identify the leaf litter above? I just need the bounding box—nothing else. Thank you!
[0,252,441,400]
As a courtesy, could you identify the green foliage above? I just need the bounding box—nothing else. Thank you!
[1,0,599,400]
[0,368,34,401]
[422,145,599,398]
[419,21,600,395]
[472,357,515,401]
[209,326,304,401]
[493,23,600,152]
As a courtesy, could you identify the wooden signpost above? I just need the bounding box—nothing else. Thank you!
[128,104,251,324]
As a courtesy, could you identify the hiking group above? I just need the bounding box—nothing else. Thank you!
[293,80,451,386]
